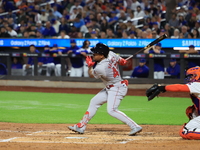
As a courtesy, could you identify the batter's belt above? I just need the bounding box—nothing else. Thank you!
[106,80,128,89]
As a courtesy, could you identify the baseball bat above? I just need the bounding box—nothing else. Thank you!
[125,34,168,60]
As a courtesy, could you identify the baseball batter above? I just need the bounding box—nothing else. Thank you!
[146,66,200,140]
[68,43,142,136]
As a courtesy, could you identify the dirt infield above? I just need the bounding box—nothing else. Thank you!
[0,86,195,150]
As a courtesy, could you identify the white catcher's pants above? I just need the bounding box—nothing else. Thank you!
[184,116,200,132]
[180,116,200,139]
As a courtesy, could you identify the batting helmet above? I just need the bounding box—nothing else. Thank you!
[185,67,200,83]
[91,43,109,57]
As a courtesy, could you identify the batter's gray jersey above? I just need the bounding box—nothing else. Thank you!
[92,51,123,86]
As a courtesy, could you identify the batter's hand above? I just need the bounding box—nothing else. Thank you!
[118,58,127,66]
[86,56,95,67]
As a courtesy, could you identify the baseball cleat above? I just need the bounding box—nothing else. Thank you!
[68,125,85,134]
[129,126,142,136]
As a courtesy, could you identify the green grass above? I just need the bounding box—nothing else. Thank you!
[0,91,192,125]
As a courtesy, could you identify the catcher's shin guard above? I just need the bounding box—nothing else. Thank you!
[179,123,200,140]
[179,123,188,139]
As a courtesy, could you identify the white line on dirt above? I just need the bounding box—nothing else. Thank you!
[26,130,44,135]
[65,137,88,139]
[0,137,18,142]
[4,141,129,144]
[119,139,134,144]
[119,141,129,144]
[0,130,47,134]
[0,130,30,133]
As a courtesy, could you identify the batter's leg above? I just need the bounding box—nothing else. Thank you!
[106,85,142,135]
[68,88,108,133]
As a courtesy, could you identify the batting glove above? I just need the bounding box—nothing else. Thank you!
[86,56,95,67]
[118,58,127,66]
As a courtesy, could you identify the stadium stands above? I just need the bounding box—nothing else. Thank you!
[0,0,199,39]
[0,0,200,78]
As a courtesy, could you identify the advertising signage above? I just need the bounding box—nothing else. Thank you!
[0,39,199,48]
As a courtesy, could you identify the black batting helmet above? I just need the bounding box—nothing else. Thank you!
[91,43,109,57]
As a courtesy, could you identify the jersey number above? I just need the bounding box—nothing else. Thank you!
[112,67,119,77]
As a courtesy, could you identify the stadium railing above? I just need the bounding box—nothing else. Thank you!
[0,52,195,84]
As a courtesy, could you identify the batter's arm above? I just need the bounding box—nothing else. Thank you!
[118,57,127,66]
[88,66,95,78]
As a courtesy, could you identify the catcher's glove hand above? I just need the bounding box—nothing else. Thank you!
[146,83,166,101]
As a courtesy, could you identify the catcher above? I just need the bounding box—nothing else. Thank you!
[146,66,200,140]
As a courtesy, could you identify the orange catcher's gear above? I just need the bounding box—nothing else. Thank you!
[185,67,200,83]
[186,105,198,120]
[179,123,200,140]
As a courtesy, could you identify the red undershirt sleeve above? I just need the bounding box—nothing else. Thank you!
[165,84,190,92]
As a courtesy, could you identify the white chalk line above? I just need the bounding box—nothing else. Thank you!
[0,130,30,133]
[0,140,132,144]
[0,130,177,144]
[0,129,133,144]
[0,137,18,142]
[26,130,45,135]
[0,130,59,134]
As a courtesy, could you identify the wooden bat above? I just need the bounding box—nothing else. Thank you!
[125,34,168,60]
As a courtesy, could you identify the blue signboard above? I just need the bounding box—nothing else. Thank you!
[0,39,200,48]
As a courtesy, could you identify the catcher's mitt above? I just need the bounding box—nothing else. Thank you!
[146,83,166,101]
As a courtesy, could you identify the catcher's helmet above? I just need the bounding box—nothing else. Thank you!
[91,43,109,57]
[185,67,200,83]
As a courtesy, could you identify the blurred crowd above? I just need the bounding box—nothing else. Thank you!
[0,0,200,78]
[0,0,199,39]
